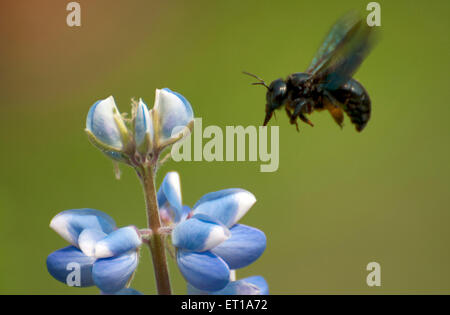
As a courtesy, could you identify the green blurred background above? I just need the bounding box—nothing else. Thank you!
[0,0,449,294]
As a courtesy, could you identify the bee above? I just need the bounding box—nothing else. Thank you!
[244,12,378,132]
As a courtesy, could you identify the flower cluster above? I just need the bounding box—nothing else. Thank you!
[157,172,268,294]
[46,87,269,295]
[85,88,194,167]
[46,209,142,294]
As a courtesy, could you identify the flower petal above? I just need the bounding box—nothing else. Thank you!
[177,249,230,291]
[134,98,153,149]
[187,279,260,295]
[211,279,261,295]
[111,288,143,295]
[211,224,266,269]
[193,189,256,227]
[172,214,230,251]
[86,96,124,149]
[154,88,194,142]
[46,246,96,287]
[186,283,207,295]
[157,172,185,223]
[78,229,108,257]
[243,276,269,295]
[94,226,142,258]
[49,209,116,247]
[92,250,138,294]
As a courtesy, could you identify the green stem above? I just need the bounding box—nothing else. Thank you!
[139,164,172,295]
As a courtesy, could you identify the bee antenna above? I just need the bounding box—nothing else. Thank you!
[242,71,270,89]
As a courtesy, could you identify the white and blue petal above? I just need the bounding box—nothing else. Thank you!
[177,249,230,291]
[243,276,269,295]
[211,279,261,295]
[92,250,139,294]
[193,189,256,227]
[187,280,260,295]
[46,246,96,287]
[94,226,142,258]
[86,96,124,149]
[78,228,107,257]
[111,288,143,295]
[50,209,116,247]
[211,224,266,269]
[154,88,194,142]
[187,276,268,295]
[134,98,153,150]
[172,214,230,251]
[157,172,184,223]
[186,283,207,295]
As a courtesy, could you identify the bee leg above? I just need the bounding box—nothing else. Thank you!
[293,120,300,132]
[299,113,314,127]
[290,116,300,132]
[285,107,300,131]
[291,99,313,130]
[285,107,292,119]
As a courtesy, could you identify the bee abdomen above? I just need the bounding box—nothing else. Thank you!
[332,79,371,132]
[345,95,371,132]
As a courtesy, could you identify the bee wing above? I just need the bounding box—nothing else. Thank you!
[306,11,361,74]
[307,12,378,90]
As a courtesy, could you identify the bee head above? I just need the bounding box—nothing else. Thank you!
[264,79,287,125]
[243,72,287,126]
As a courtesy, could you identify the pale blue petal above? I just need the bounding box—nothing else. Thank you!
[154,88,194,141]
[244,276,269,295]
[94,226,142,258]
[172,214,230,251]
[46,246,96,287]
[49,209,116,247]
[210,279,261,295]
[86,96,123,149]
[134,99,153,147]
[78,229,107,257]
[92,250,138,294]
[104,151,127,162]
[111,288,143,295]
[177,249,230,291]
[187,278,264,295]
[157,172,184,223]
[187,283,207,295]
[193,189,256,227]
[181,205,192,219]
[211,224,266,269]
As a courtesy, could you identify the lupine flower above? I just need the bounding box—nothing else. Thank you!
[85,88,194,165]
[109,288,143,295]
[157,172,267,293]
[187,275,269,295]
[46,209,142,294]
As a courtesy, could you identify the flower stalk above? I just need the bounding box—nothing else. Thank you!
[138,163,172,295]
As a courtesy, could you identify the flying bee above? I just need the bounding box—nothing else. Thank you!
[244,12,379,132]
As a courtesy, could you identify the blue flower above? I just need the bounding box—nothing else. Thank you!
[46,209,142,294]
[153,88,194,143]
[86,89,194,164]
[86,96,126,151]
[134,98,154,155]
[108,288,144,295]
[157,171,188,225]
[187,276,269,295]
[157,172,267,292]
